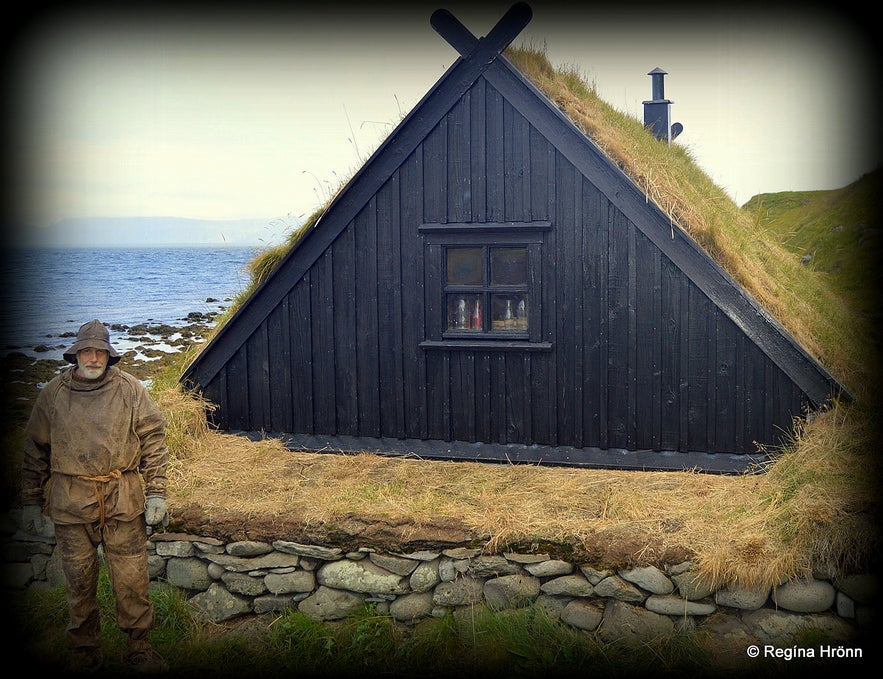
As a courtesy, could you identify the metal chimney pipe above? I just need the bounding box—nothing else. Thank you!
[643,67,682,144]
[649,67,666,100]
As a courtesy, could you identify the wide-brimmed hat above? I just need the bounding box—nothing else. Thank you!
[63,319,121,366]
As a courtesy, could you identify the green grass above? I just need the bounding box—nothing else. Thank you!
[743,169,881,319]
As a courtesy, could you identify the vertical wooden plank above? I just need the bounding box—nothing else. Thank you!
[203,373,225,429]
[738,335,753,453]
[597,195,609,450]
[705,306,718,452]
[555,157,577,446]
[678,274,691,450]
[376,185,394,437]
[422,120,447,222]
[505,352,529,442]
[762,360,776,447]
[245,324,270,431]
[450,352,476,442]
[355,204,380,437]
[225,347,249,430]
[503,100,529,221]
[526,243,542,344]
[423,241,443,340]
[485,81,505,222]
[685,284,708,451]
[471,78,487,223]
[745,341,766,451]
[768,368,787,450]
[714,314,737,452]
[733,331,746,453]
[626,220,638,448]
[530,353,552,446]
[474,352,492,443]
[448,92,472,222]
[633,231,658,450]
[607,206,629,449]
[376,178,406,438]
[399,149,427,440]
[425,352,450,440]
[530,145,556,445]
[390,177,406,440]
[527,241,548,444]
[242,331,263,430]
[289,278,313,433]
[491,352,507,443]
[311,252,336,433]
[659,256,680,450]
[571,172,584,446]
[773,371,802,451]
[449,352,464,440]
[582,180,602,448]
[529,126,549,221]
[267,300,293,432]
[375,184,394,436]
[638,246,666,450]
[332,225,358,435]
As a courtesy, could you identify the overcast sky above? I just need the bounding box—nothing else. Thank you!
[4,2,877,247]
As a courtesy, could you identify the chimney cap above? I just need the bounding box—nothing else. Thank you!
[648,67,667,76]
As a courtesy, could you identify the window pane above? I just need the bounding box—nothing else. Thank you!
[490,247,526,285]
[491,294,528,331]
[446,247,483,285]
[447,294,484,331]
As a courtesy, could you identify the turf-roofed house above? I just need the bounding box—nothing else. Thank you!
[181,4,848,473]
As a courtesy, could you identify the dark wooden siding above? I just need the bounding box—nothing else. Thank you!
[200,76,807,457]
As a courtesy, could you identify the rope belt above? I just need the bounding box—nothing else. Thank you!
[77,469,122,529]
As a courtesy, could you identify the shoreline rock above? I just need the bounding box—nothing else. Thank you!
[1,314,216,427]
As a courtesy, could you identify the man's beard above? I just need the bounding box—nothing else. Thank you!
[80,365,106,380]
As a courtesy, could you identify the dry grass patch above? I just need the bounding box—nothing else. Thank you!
[157,385,877,590]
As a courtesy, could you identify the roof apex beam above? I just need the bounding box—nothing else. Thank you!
[431,2,532,58]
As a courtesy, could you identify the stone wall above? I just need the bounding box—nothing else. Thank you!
[3,513,876,649]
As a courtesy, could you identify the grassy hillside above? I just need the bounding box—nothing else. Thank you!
[743,169,882,321]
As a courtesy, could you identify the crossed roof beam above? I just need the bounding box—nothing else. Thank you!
[431,2,532,59]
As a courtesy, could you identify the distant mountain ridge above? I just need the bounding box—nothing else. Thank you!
[7,215,302,248]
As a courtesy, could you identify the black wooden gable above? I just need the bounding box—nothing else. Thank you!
[181,4,847,473]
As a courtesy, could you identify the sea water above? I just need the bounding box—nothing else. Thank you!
[1,245,258,360]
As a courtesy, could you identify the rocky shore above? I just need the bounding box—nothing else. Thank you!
[1,307,221,426]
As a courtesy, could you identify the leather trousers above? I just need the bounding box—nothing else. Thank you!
[53,516,153,653]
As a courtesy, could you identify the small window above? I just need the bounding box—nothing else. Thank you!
[445,245,529,334]
[420,221,550,349]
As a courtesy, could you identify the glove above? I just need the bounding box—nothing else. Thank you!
[145,495,169,527]
[22,504,52,536]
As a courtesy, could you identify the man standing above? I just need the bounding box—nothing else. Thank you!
[20,319,170,673]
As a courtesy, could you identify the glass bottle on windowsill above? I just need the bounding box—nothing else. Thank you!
[516,298,526,330]
[456,298,467,329]
[471,299,482,330]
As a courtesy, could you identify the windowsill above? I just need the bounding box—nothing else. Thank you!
[419,340,553,352]
[419,220,551,234]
